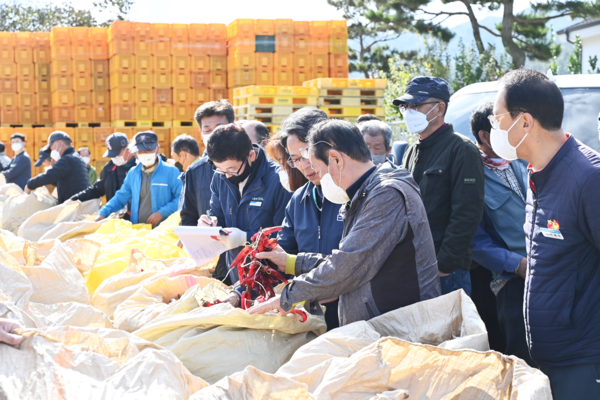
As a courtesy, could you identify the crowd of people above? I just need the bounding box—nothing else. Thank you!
[1,68,600,399]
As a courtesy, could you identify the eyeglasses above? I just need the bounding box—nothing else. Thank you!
[299,141,333,159]
[214,158,247,176]
[398,101,439,113]
[287,154,307,169]
[487,111,523,130]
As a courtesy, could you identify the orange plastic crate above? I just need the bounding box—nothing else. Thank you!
[73,75,92,91]
[52,106,75,123]
[294,36,311,54]
[311,69,329,80]
[33,33,51,64]
[294,53,310,70]
[71,27,90,59]
[173,104,192,120]
[51,57,72,75]
[74,91,92,106]
[311,36,329,54]
[93,91,110,108]
[309,21,329,37]
[35,77,49,93]
[91,60,109,76]
[110,54,135,72]
[192,88,209,104]
[90,41,108,60]
[274,70,294,86]
[153,88,172,104]
[51,74,73,91]
[93,127,114,145]
[50,41,71,58]
[171,24,189,39]
[15,32,33,64]
[133,23,152,56]
[210,71,227,88]
[191,72,210,88]
[329,67,349,79]
[0,63,16,79]
[135,71,152,88]
[35,63,50,78]
[189,39,209,56]
[134,38,152,56]
[0,93,17,108]
[52,90,74,107]
[152,23,171,56]
[206,39,226,56]
[111,104,135,121]
[228,19,254,38]
[74,106,93,123]
[275,19,294,35]
[109,38,134,56]
[310,53,329,70]
[294,21,310,36]
[0,78,17,93]
[255,19,275,36]
[152,23,170,38]
[210,88,227,101]
[153,71,171,88]
[173,55,190,72]
[111,88,135,105]
[173,88,191,105]
[74,127,94,146]
[329,20,347,35]
[136,104,153,120]
[228,36,255,53]
[228,68,255,87]
[37,107,52,124]
[329,34,349,54]
[153,55,171,72]
[18,78,35,94]
[136,55,152,72]
[228,51,254,70]
[89,27,107,44]
[136,88,152,104]
[72,59,91,75]
[1,107,19,124]
[154,104,172,120]
[275,35,293,53]
[171,36,189,56]
[92,75,110,91]
[109,71,135,89]
[108,21,133,39]
[190,55,210,73]
[172,71,191,89]
[209,56,226,71]
[256,69,274,86]
[255,53,273,69]
[37,93,52,108]
[189,24,208,41]
[275,53,293,70]
[20,108,36,124]
[208,24,227,40]
[50,27,70,44]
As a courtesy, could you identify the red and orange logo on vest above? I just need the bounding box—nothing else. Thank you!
[547,219,560,230]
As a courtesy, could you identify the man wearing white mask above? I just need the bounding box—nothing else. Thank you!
[77,146,97,184]
[358,120,394,165]
[0,133,31,190]
[71,133,136,218]
[399,76,484,296]
[96,131,181,227]
[25,131,89,203]
[248,119,441,326]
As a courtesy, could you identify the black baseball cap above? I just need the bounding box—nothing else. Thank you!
[103,132,130,158]
[34,148,50,166]
[393,76,451,106]
[11,133,26,141]
[41,131,72,153]
[129,131,158,153]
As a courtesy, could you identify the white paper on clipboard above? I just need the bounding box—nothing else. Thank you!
[174,226,229,266]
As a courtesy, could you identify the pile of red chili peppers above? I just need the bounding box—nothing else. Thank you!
[230,226,307,322]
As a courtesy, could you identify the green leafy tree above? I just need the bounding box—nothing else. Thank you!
[328,0,454,78]
[452,40,511,92]
[588,55,600,74]
[567,34,583,74]
[0,0,134,32]
[548,26,561,74]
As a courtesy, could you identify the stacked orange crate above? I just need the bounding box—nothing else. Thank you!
[15,33,36,124]
[71,27,94,124]
[171,24,191,122]
[309,21,329,80]
[90,28,110,124]
[135,55,153,120]
[50,27,74,123]
[153,23,172,121]
[189,24,210,111]
[109,21,135,122]
[33,32,52,125]
[0,33,18,124]
[208,23,227,101]
[227,19,255,98]
[328,20,349,78]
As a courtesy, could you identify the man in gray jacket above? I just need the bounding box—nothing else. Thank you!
[249,120,441,325]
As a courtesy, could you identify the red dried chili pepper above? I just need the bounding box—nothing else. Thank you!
[241,291,251,310]
[290,309,307,322]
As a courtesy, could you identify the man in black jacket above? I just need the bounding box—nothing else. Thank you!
[0,133,31,190]
[399,77,484,296]
[71,133,136,212]
[25,131,89,204]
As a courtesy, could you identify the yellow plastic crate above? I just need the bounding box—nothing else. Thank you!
[233,85,319,98]
[235,95,318,107]
[303,78,387,89]
[319,106,385,117]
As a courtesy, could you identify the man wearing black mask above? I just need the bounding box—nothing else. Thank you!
[199,123,292,282]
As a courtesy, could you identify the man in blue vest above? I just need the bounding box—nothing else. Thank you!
[199,123,292,282]
[96,131,181,227]
[491,68,600,399]
[469,102,534,366]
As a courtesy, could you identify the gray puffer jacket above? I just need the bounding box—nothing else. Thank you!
[281,163,441,326]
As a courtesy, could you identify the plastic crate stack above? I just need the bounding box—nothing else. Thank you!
[304,78,387,123]
[233,85,319,132]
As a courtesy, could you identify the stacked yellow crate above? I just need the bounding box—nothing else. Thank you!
[34,32,52,125]
[109,21,135,125]
[0,33,19,125]
[90,28,110,125]
[15,32,36,125]
[50,27,74,124]
[304,78,387,122]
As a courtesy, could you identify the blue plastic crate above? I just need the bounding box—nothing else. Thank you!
[255,35,275,53]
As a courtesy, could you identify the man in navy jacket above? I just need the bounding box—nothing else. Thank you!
[491,68,600,399]
[0,133,31,190]
[199,123,292,282]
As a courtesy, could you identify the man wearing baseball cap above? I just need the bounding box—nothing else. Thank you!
[397,76,484,296]
[25,131,89,203]
[0,133,31,190]
[71,133,137,213]
[95,131,182,227]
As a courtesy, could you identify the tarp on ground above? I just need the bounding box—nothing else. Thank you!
[2,186,57,234]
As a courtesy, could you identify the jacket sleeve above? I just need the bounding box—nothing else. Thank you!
[157,170,183,218]
[2,156,28,181]
[280,187,408,312]
[99,169,133,217]
[71,164,107,201]
[471,217,522,275]
[180,171,199,226]
[26,157,69,190]
[436,142,485,273]
[278,198,299,255]
[272,185,292,227]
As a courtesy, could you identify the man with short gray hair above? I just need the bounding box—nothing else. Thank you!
[358,120,393,165]
[242,120,271,148]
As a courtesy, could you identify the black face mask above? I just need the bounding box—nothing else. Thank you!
[227,158,252,186]
[174,161,184,172]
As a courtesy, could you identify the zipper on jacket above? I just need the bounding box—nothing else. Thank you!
[525,196,538,359]
[318,225,321,240]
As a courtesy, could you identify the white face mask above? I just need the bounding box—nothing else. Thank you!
[112,155,126,166]
[50,150,61,162]
[320,158,350,204]
[138,152,157,167]
[82,156,90,165]
[278,169,292,192]
[371,154,387,165]
[202,134,211,145]
[44,166,51,172]
[490,114,526,161]
[401,103,439,134]
[11,142,23,152]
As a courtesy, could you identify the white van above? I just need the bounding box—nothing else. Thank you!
[446,74,600,152]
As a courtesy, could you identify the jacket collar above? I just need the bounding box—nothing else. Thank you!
[529,135,575,193]
[416,123,454,150]
[63,146,76,156]
[301,181,315,202]
[484,159,528,194]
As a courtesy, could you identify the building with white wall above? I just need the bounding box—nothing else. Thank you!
[558,18,600,74]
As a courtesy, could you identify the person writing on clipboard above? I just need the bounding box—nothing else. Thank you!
[198,123,292,283]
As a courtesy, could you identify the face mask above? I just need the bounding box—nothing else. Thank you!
[44,166,51,172]
[279,169,292,192]
[202,134,211,145]
[82,156,90,165]
[490,114,525,161]
[50,150,61,162]
[371,154,387,165]
[138,152,157,167]
[227,159,252,185]
[401,103,439,134]
[11,143,22,152]
[112,155,126,166]
[321,158,350,204]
